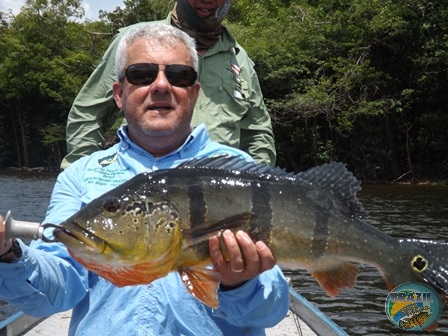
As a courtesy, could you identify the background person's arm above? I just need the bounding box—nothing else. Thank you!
[62,34,122,169]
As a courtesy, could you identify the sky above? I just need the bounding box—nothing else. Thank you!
[0,0,125,20]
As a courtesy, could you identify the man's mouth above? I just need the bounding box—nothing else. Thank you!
[195,7,216,16]
[148,103,172,111]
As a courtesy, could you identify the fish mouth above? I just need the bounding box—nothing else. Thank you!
[53,222,107,254]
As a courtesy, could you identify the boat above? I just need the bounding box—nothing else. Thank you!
[266,287,347,336]
[0,310,43,335]
[0,286,346,336]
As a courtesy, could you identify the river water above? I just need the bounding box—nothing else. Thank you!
[0,171,447,335]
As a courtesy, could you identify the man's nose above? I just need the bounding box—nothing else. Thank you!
[151,69,171,91]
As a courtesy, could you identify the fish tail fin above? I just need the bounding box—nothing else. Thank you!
[379,241,447,332]
[405,239,448,295]
[311,262,360,297]
[382,239,448,298]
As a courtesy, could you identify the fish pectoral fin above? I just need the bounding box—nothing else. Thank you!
[311,262,359,297]
[179,267,221,309]
[183,212,255,247]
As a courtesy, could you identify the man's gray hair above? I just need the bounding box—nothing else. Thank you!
[115,23,198,81]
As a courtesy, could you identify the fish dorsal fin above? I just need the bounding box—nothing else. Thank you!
[183,212,255,247]
[295,162,365,217]
[177,155,293,178]
[179,267,221,308]
[177,156,365,218]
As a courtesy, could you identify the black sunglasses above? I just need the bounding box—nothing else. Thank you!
[123,63,197,87]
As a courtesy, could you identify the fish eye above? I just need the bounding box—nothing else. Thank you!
[103,197,121,213]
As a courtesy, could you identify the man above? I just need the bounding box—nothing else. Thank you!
[62,0,276,169]
[0,24,289,335]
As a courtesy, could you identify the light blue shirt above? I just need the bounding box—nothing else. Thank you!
[0,125,289,335]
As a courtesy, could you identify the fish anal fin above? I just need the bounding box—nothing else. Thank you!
[179,267,221,308]
[183,212,255,247]
[311,263,359,297]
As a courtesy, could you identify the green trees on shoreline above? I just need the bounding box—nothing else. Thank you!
[1,0,447,182]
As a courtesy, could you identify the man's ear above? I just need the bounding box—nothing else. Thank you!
[192,81,201,103]
[112,81,124,109]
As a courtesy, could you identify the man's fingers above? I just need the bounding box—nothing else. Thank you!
[235,230,261,273]
[255,241,276,272]
[223,230,245,272]
[209,229,276,289]
[209,236,225,270]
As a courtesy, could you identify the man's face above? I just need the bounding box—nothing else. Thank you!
[188,0,227,18]
[113,38,200,152]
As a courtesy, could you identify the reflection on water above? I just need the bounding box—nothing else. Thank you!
[0,173,447,334]
[288,184,448,335]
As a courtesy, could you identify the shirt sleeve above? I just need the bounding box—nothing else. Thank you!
[0,241,88,317]
[62,33,122,169]
[238,55,277,167]
[212,265,289,328]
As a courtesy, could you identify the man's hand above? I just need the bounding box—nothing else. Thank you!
[209,230,276,289]
[0,215,13,257]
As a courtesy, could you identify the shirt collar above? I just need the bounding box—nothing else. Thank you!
[117,124,210,160]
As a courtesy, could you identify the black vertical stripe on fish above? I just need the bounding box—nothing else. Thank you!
[311,193,333,257]
[249,181,272,242]
[187,179,206,228]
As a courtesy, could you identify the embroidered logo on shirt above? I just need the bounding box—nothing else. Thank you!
[98,153,118,167]
[84,167,130,188]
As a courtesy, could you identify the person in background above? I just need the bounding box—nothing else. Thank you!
[0,24,289,336]
[62,0,276,169]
